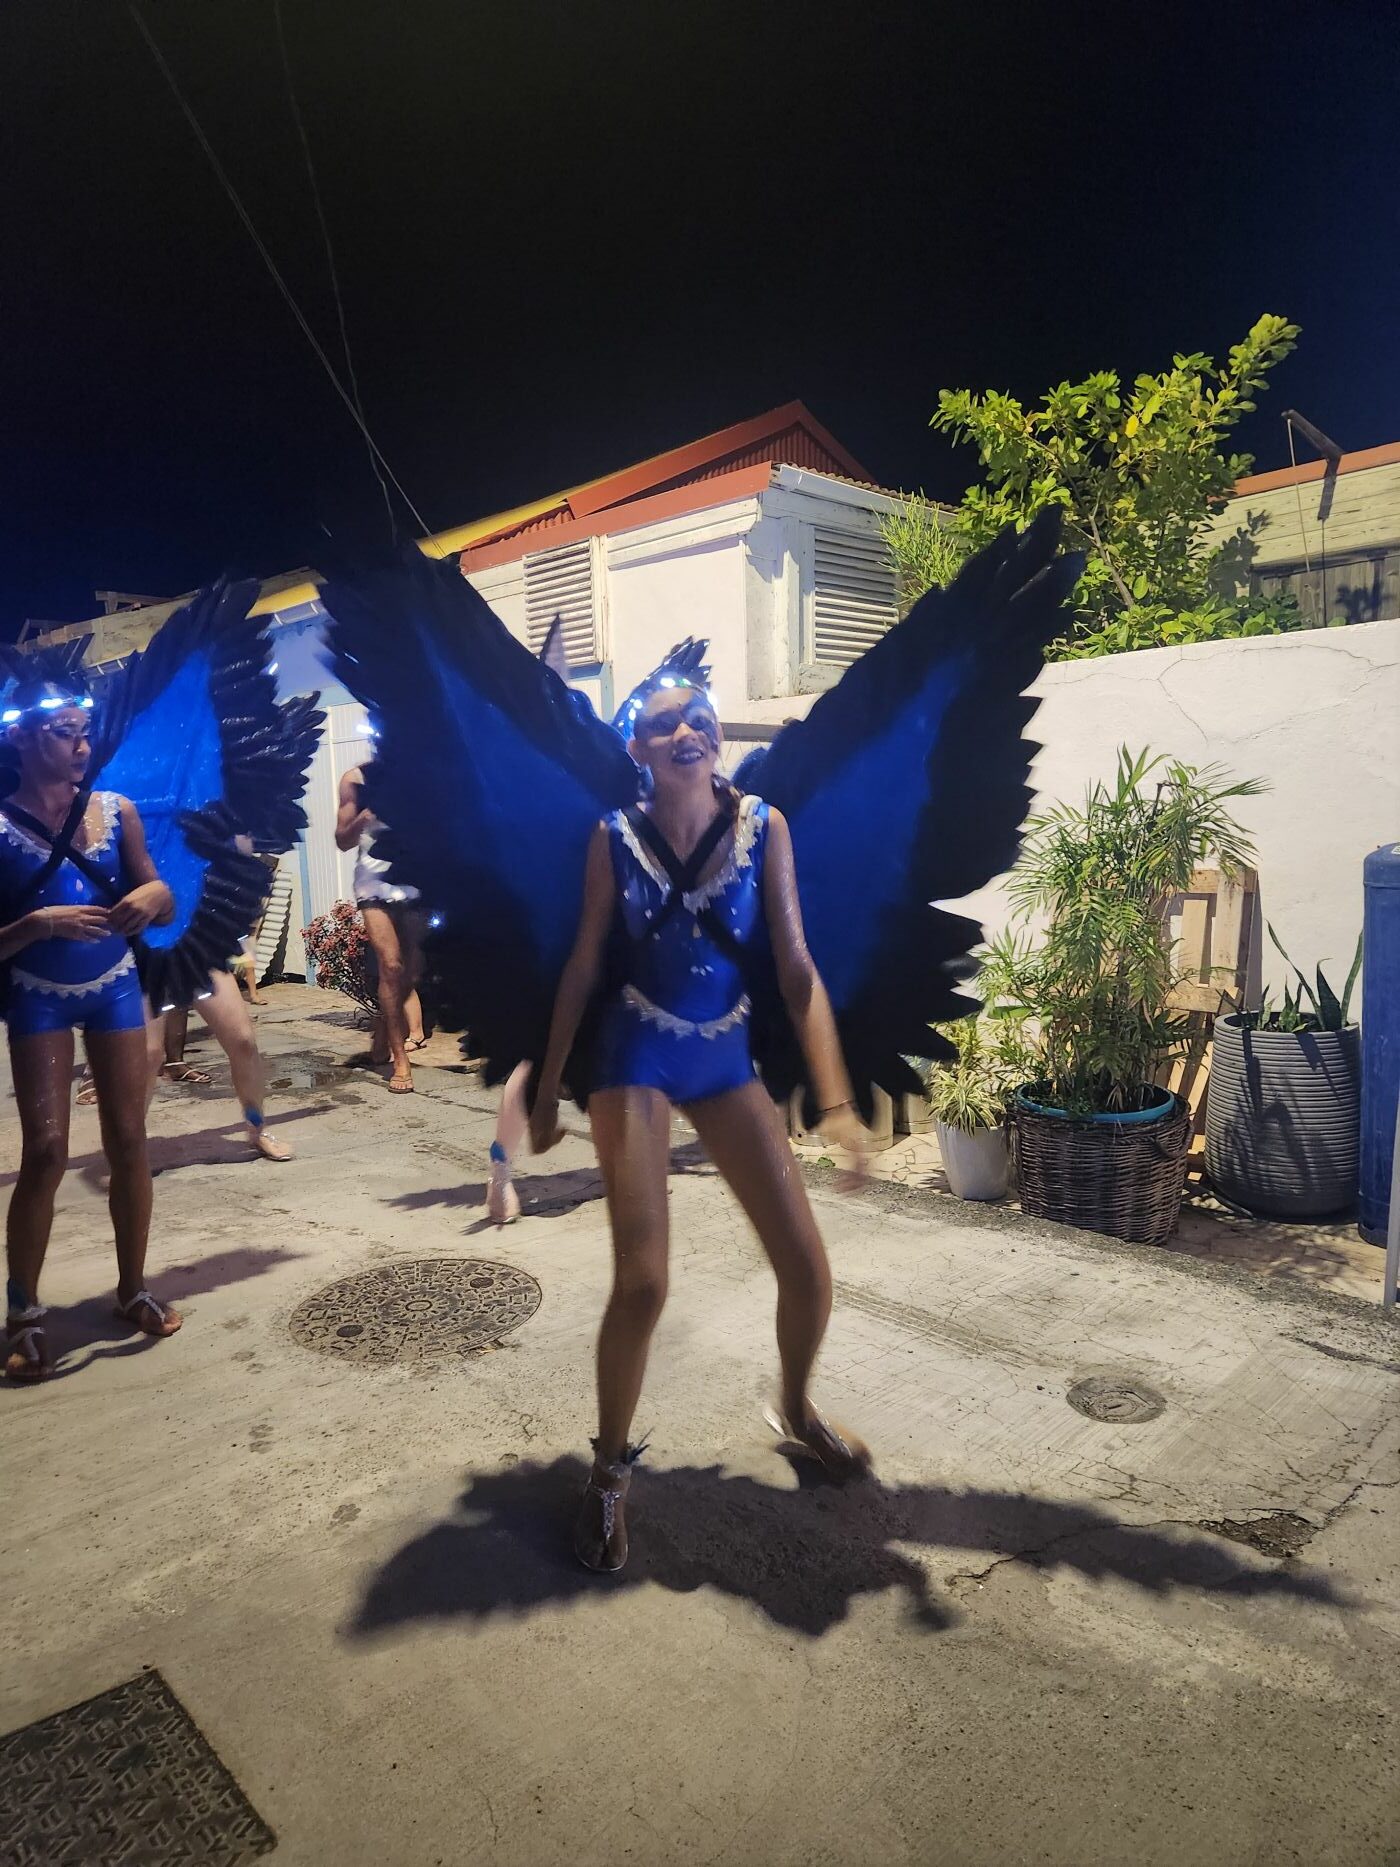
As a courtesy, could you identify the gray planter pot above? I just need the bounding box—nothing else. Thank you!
[935,1121,1009,1200]
[1206,1015,1360,1218]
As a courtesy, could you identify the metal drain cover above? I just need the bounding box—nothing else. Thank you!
[1066,1374,1166,1424]
[0,1669,275,1864]
[289,1258,542,1364]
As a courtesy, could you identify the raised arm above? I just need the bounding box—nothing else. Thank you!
[529,823,616,1152]
[761,807,866,1148]
[109,795,175,934]
[336,766,374,852]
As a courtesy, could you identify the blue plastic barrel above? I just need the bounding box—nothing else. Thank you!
[1359,843,1400,1244]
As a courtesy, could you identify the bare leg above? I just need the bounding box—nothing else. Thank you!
[194,970,291,1159]
[86,1025,179,1336]
[5,1030,74,1376]
[144,1005,166,1109]
[589,1086,674,1458]
[488,1061,532,1225]
[360,904,412,1089]
[400,910,426,1046]
[577,1085,673,1569]
[686,1081,868,1473]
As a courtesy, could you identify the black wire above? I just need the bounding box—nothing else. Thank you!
[271,0,399,543]
[125,0,434,540]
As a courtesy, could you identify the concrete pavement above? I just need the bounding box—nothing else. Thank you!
[3,987,1397,1865]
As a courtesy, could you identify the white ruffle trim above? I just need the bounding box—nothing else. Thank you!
[0,790,119,859]
[620,983,751,1040]
[12,948,136,999]
[616,795,763,910]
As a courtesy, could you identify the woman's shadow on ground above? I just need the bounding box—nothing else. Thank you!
[382,1142,713,1232]
[348,1453,1346,1641]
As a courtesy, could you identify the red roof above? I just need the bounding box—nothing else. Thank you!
[457,402,875,571]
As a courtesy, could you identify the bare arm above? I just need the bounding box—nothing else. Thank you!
[336,768,375,852]
[110,796,174,932]
[530,824,616,1149]
[761,807,861,1132]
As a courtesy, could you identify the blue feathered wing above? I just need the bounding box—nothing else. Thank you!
[86,580,325,1008]
[742,511,1080,1120]
[320,552,640,1081]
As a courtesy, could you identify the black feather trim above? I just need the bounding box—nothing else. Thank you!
[87,580,325,1007]
[749,511,1081,1122]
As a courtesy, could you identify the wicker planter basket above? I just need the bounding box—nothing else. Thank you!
[1013,1091,1191,1246]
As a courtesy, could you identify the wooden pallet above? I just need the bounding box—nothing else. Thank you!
[1159,865,1258,1185]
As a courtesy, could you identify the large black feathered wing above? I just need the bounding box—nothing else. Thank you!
[746,511,1080,1119]
[87,581,325,1008]
[320,552,641,1082]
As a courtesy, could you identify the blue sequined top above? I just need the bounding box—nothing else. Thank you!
[606,796,769,1024]
[0,792,134,992]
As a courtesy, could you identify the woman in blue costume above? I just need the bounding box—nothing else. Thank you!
[530,679,871,1570]
[0,673,180,1381]
[322,512,1079,1575]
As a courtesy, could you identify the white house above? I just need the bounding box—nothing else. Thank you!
[40,404,905,971]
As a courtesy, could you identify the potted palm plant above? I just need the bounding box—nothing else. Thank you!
[925,1011,1034,1200]
[1206,927,1362,1217]
[993,747,1262,1246]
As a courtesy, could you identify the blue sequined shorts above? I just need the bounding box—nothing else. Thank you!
[6,955,147,1040]
[591,986,756,1105]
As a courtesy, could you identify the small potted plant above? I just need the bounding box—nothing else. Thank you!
[1206,926,1362,1218]
[994,747,1262,1246]
[925,1013,1028,1200]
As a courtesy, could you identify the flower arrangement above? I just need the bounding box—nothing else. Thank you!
[302,899,378,1012]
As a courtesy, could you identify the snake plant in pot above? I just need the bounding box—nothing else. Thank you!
[1206,926,1362,1217]
[991,747,1262,1245]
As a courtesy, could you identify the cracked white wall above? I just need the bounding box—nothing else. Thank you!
[954,619,1400,994]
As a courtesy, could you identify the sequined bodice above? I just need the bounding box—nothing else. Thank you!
[607,796,768,1021]
[0,792,132,987]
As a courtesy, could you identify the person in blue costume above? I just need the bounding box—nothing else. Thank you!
[486,623,714,1227]
[321,511,1080,1574]
[0,670,180,1381]
[529,680,871,1568]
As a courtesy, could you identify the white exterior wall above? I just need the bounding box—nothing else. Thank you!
[955,620,1400,996]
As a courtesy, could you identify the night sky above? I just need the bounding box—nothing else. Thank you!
[3,0,1396,637]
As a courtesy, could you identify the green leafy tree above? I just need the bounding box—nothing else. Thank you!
[885,315,1311,656]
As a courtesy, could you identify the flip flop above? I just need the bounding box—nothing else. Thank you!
[114,1290,183,1338]
[4,1306,51,1382]
[161,1063,213,1086]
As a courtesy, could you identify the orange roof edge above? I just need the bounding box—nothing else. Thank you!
[566,401,873,520]
[460,463,776,575]
[1235,439,1400,496]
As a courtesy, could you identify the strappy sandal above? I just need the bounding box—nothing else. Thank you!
[76,1072,98,1107]
[161,1062,212,1086]
[574,1440,647,1572]
[4,1305,51,1382]
[114,1289,183,1338]
[764,1404,873,1481]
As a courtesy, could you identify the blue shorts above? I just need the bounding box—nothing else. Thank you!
[591,989,757,1105]
[6,964,147,1040]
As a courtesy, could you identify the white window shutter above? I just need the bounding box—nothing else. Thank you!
[524,539,600,665]
[811,527,897,667]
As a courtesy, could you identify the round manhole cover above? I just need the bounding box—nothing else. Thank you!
[289,1259,542,1364]
[1066,1375,1166,1424]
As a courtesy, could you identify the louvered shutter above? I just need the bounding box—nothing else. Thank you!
[524,540,599,664]
[811,527,897,667]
